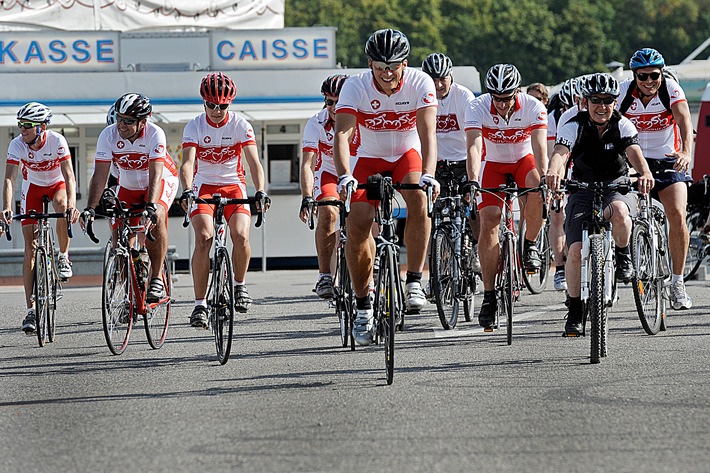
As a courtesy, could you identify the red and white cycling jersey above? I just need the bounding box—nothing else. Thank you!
[95,122,177,191]
[183,112,256,187]
[302,108,338,177]
[617,78,686,159]
[436,83,476,162]
[336,68,437,162]
[7,130,70,186]
[465,93,548,163]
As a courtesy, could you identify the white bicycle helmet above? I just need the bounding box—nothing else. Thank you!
[106,104,117,126]
[17,102,53,124]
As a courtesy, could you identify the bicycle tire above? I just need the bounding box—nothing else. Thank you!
[431,230,460,330]
[589,236,605,364]
[211,248,235,365]
[461,227,475,323]
[34,246,50,347]
[501,236,515,345]
[374,249,397,385]
[519,219,551,294]
[102,246,133,355]
[47,273,58,343]
[144,257,171,349]
[684,207,707,281]
[631,222,664,335]
[335,246,352,348]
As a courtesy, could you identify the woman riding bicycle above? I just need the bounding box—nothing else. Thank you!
[546,73,654,336]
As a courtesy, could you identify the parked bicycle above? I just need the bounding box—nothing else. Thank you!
[305,198,353,348]
[86,188,172,355]
[631,192,671,335]
[7,196,73,347]
[475,176,548,345]
[183,193,265,365]
[429,160,476,329]
[684,175,710,281]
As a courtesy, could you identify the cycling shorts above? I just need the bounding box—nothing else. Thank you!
[20,180,66,226]
[478,154,536,209]
[314,170,338,201]
[191,182,251,222]
[646,158,692,199]
[351,149,422,204]
[116,175,178,228]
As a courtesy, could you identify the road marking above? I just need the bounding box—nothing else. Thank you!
[432,304,566,338]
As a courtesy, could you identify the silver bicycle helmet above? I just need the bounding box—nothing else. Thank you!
[485,64,521,95]
[422,53,453,79]
[17,102,53,123]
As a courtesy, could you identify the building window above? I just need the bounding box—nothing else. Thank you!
[268,143,299,193]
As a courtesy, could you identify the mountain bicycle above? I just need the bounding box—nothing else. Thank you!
[9,196,73,347]
[183,193,265,365]
[86,188,172,355]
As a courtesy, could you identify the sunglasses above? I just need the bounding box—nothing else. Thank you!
[491,94,516,103]
[325,98,338,106]
[17,122,40,129]
[116,116,138,125]
[205,101,230,110]
[636,72,661,81]
[372,61,403,72]
[588,96,616,105]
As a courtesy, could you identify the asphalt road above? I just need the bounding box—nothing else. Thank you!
[1,269,710,473]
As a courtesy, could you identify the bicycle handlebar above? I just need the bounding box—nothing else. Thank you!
[305,199,344,231]
[560,179,632,195]
[181,193,265,229]
[11,209,74,239]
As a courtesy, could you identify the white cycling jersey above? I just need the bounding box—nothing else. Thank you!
[336,68,437,162]
[617,78,686,159]
[464,93,548,163]
[183,112,256,188]
[302,108,337,177]
[7,130,70,187]
[95,122,177,191]
[436,82,476,162]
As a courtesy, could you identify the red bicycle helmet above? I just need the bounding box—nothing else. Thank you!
[200,72,237,105]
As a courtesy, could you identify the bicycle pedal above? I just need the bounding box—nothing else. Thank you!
[483,327,495,332]
[562,332,583,337]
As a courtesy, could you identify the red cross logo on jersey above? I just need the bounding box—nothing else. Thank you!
[492,116,500,125]
[371,100,381,110]
[154,144,165,154]
[57,146,65,155]
[117,141,125,149]
[629,102,638,112]
[204,136,212,144]
[28,151,34,159]
[423,93,435,104]
[537,111,547,121]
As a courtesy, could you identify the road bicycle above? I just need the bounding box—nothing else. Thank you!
[351,174,431,385]
[183,193,265,365]
[8,196,72,347]
[476,176,548,345]
[518,212,552,294]
[305,198,353,348]
[562,179,631,364]
[429,160,476,329]
[86,189,172,355]
[631,192,671,335]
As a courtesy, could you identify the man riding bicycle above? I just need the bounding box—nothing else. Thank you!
[465,63,548,329]
[1,102,80,333]
[546,73,654,335]
[333,28,440,346]
[82,93,178,305]
[179,72,269,327]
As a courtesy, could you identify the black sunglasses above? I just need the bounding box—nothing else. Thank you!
[588,96,616,105]
[636,72,661,81]
[325,99,338,106]
[491,94,516,103]
[116,116,138,125]
[205,101,229,110]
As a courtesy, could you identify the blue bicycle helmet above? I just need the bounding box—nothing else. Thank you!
[629,48,665,70]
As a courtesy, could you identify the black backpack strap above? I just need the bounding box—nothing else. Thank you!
[657,77,672,112]
[618,81,636,115]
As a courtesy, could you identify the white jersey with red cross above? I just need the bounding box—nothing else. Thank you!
[336,67,437,162]
[302,108,338,177]
[464,93,548,163]
[436,82,476,162]
[617,78,686,159]
[182,112,257,187]
[95,121,177,191]
[7,130,70,186]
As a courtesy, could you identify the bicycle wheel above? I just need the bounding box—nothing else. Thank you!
[102,246,133,355]
[375,249,398,385]
[144,257,171,349]
[499,236,515,345]
[631,222,664,335]
[34,247,50,347]
[335,246,352,347]
[519,219,551,294]
[47,271,58,343]
[211,248,234,365]
[589,236,605,364]
[684,207,707,281]
[431,230,460,329]
[461,227,475,323]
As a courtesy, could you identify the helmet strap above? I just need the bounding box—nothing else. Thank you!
[27,125,43,147]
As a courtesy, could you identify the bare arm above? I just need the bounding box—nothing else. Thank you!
[465,129,483,182]
[243,144,265,193]
[669,100,694,171]
[147,160,165,204]
[626,144,654,194]
[2,163,18,224]
[60,159,77,210]
[416,106,438,176]
[300,150,316,198]
[179,146,197,192]
[334,112,356,178]
[546,143,571,191]
[531,128,549,177]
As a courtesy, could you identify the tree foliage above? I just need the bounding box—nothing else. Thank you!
[285,0,710,84]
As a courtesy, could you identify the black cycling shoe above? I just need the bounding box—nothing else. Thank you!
[523,242,542,272]
[564,311,584,336]
[615,250,634,282]
[190,306,209,329]
[478,293,497,329]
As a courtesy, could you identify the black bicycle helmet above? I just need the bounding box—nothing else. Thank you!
[321,74,349,96]
[485,64,521,95]
[422,52,453,79]
[114,93,152,120]
[583,73,619,97]
[365,28,410,63]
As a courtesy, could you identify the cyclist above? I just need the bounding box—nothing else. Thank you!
[526,82,549,105]
[421,52,481,278]
[546,73,654,335]
[333,28,439,346]
[1,102,80,333]
[299,74,350,299]
[179,72,269,328]
[465,63,548,329]
[619,48,694,310]
[82,93,178,304]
